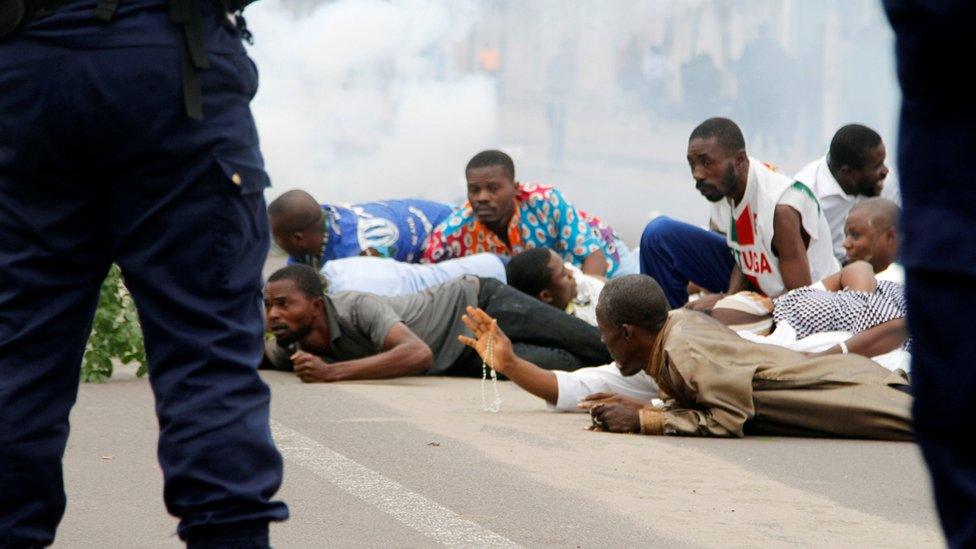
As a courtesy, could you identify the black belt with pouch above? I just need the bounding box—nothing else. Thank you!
[1,0,258,121]
[0,0,70,37]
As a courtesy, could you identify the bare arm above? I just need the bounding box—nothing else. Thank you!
[726,263,751,294]
[581,249,608,278]
[293,323,434,382]
[820,261,876,293]
[771,205,813,291]
[497,357,559,404]
[813,318,909,358]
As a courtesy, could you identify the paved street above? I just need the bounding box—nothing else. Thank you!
[56,368,941,548]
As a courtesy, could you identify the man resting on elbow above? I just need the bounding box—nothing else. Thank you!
[261,264,610,382]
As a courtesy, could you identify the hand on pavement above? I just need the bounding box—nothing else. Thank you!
[291,351,335,383]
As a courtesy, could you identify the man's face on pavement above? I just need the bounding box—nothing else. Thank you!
[466,165,517,227]
[845,142,889,197]
[687,137,741,202]
[596,309,645,376]
[264,279,317,346]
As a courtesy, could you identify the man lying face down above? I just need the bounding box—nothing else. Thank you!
[460,274,913,440]
[261,264,610,381]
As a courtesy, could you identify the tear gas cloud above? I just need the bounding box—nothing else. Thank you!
[245,0,900,243]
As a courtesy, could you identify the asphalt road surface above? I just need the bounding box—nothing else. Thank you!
[57,368,942,548]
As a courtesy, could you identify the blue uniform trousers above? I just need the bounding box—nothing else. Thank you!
[0,1,287,544]
[638,216,734,308]
[885,1,976,546]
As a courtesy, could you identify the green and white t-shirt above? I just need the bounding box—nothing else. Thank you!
[710,158,839,298]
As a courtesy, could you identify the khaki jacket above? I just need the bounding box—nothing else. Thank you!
[638,310,913,441]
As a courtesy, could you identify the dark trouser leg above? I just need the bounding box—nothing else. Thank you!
[478,278,610,368]
[0,35,117,546]
[0,39,287,544]
[102,47,288,540]
[0,165,110,546]
[638,216,734,308]
[510,343,583,372]
[448,344,582,377]
[907,271,976,546]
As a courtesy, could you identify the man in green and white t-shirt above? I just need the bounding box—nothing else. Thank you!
[639,117,839,308]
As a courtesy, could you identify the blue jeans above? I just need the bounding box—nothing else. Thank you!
[638,216,734,308]
[0,1,287,544]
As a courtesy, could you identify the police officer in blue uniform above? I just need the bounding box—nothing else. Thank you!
[884,1,976,547]
[0,0,288,545]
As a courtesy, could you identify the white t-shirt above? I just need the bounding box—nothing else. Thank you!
[876,262,905,285]
[322,254,506,295]
[793,155,862,262]
[710,158,840,298]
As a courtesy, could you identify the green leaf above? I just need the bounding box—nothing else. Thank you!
[82,264,148,382]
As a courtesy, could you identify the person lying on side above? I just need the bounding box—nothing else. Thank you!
[260,264,610,382]
[505,247,604,326]
[708,260,909,356]
[460,274,913,440]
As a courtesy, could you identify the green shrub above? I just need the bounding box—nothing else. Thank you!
[82,264,148,383]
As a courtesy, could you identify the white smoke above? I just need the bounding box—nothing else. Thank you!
[243,0,901,244]
[244,0,496,205]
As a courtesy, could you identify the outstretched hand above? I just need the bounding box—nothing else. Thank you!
[458,306,515,374]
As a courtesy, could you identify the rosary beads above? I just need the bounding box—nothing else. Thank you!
[480,327,502,413]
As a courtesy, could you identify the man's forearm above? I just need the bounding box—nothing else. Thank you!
[779,258,813,291]
[500,356,559,404]
[726,264,750,294]
[819,318,908,358]
[328,344,432,381]
[771,205,813,291]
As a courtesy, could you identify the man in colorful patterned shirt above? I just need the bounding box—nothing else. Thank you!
[422,150,636,277]
[269,190,452,268]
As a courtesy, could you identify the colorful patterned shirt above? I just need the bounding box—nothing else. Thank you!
[422,183,623,276]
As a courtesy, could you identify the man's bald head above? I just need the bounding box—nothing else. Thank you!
[843,197,901,273]
[595,275,670,376]
[850,197,900,231]
[596,275,669,333]
[268,190,322,233]
[267,189,326,260]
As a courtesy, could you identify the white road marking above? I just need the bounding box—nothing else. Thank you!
[270,421,520,548]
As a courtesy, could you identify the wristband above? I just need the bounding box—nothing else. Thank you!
[838,341,849,355]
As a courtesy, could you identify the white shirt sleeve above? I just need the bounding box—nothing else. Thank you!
[778,184,824,245]
[548,365,659,412]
